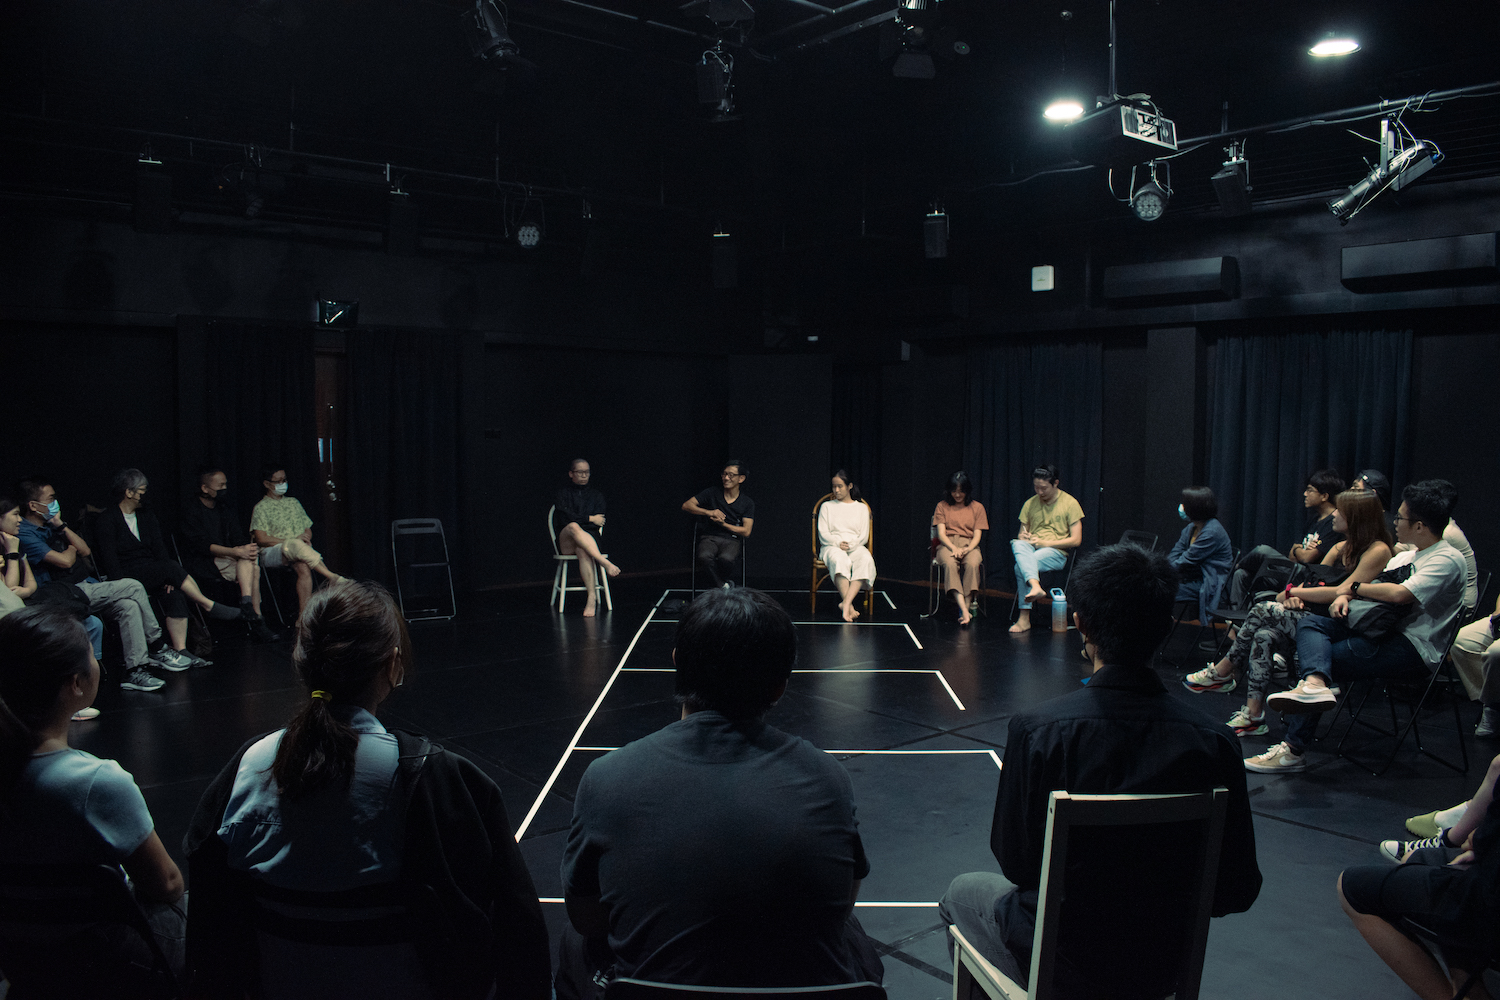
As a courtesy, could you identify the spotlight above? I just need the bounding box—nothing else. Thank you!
[1044,98,1085,121]
[1211,141,1252,216]
[515,199,544,248]
[1309,34,1360,57]
[1128,161,1171,222]
[462,0,533,72]
[1327,118,1443,225]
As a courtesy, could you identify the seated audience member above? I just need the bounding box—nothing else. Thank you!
[0,606,186,983]
[181,466,278,643]
[1,497,38,620]
[95,469,244,668]
[184,582,550,1000]
[1184,489,1393,737]
[817,469,875,623]
[681,460,755,590]
[556,587,884,997]
[1248,480,1467,773]
[1454,591,1500,737]
[939,544,1261,995]
[1167,486,1233,620]
[554,458,621,617]
[934,471,989,627]
[1338,751,1500,1000]
[1361,473,1480,613]
[1228,468,1347,607]
[250,464,345,613]
[15,477,175,690]
[1009,465,1083,634]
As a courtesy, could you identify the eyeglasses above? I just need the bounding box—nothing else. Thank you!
[1392,514,1418,525]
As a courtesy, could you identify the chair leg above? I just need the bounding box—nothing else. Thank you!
[557,562,568,613]
[600,569,613,612]
[810,569,819,615]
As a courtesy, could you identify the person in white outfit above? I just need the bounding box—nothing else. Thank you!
[818,470,875,622]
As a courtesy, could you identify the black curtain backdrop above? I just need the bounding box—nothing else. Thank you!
[346,330,468,589]
[962,340,1104,587]
[831,363,883,506]
[197,322,318,533]
[1207,328,1412,554]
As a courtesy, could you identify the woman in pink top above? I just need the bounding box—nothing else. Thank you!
[933,472,989,625]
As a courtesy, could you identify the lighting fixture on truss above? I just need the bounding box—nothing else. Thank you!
[1327,117,1443,225]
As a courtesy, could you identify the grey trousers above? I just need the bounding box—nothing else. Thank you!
[938,872,1028,984]
[77,578,161,669]
[1452,617,1500,703]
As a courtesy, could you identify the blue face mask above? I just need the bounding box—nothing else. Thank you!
[45,499,61,519]
[1178,504,1189,521]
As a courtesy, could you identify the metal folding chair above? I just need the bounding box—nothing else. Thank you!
[391,519,457,621]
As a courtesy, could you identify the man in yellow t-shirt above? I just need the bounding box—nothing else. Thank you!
[250,464,345,613]
[1009,464,1084,634]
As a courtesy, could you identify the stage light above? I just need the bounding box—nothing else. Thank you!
[1327,118,1443,225]
[1211,140,1252,216]
[515,199,543,247]
[1128,160,1171,221]
[1309,34,1360,57]
[1044,99,1085,121]
[463,0,530,71]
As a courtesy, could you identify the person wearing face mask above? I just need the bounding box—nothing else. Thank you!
[180,465,279,643]
[250,463,346,613]
[1167,487,1233,629]
[14,476,177,692]
[94,469,246,669]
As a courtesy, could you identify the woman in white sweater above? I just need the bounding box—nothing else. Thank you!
[818,470,876,622]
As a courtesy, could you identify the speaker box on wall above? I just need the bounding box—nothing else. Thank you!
[1341,233,1499,292]
[712,237,737,289]
[133,171,173,233]
[1103,256,1239,305]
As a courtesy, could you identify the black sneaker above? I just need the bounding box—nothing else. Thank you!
[121,667,166,692]
[248,617,281,643]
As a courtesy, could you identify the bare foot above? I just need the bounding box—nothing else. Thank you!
[841,604,856,622]
[850,607,861,620]
[1008,622,1030,633]
[583,603,597,618]
[602,560,622,578]
[1024,583,1046,602]
[959,611,972,625]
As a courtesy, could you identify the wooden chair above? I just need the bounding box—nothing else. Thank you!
[606,979,886,999]
[549,505,613,613]
[810,493,874,617]
[950,788,1228,1000]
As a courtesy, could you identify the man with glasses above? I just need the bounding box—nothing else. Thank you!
[1246,480,1468,773]
[682,460,754,589]
[250,463,345,614]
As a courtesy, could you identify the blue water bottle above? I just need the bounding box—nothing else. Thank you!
[1050,588,1068,632]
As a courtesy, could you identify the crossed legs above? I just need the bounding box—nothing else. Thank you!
[559,522,620,616]
[834,574,865,622]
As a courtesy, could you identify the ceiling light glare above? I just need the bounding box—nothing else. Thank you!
[1309,36,1360,57]
[1044,99,1085,121]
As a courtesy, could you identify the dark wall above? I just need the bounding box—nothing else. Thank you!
[1100,335,1149,547]
[480,346,728,588]
[877,359,965,582]
[2,321,178,514]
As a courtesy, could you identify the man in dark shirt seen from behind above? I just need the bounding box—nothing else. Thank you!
[556,587,883,997]
[940,543,1262,997]
[180,465,278,642]
[553,458,620,617]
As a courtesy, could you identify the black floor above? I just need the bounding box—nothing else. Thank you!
[73,578,1493,999]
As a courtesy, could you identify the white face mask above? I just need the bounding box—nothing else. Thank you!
[274,482,289,496]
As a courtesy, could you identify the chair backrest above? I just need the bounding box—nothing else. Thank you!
[1467,570,1493,625]
[606,979,886,999]
[811,494,874,559]
[547,506,561,554]
[1118,529,1158,551]
[1029,789,1228,1000]
[0,862,180,998]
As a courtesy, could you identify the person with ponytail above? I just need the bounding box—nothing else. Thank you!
[184,580,550,1000]
[0,605,186,984]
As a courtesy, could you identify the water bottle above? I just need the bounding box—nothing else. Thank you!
[1050,588,1068,632]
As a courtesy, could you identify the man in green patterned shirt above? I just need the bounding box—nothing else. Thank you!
[250,464,345,613]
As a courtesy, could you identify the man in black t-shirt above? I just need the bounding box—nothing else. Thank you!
[1228,468,1347,607]
[181,466,277,642]
[555,587,882,997]
[680,460,755,588]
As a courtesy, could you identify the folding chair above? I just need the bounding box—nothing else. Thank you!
[607,980,886,999]
[1007,548,1075,626]
[1118,529,1159,551]
[951,788,1228,1000]
[548,506,613,613]
[922,522,943,619]
[809,493,874,617]
[391,519,457,621]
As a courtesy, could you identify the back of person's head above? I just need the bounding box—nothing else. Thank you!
[944,471,973,505]
[111,468,147,502]
[1403,480,1455,538]
[271,581,411,800]
[674,587,796,720]
[1354,469,1392,511]
[0,606,93,791]
[1335,489,1392,565]
[1179,486,1218,522]
[1068,544,1178,667]
[831,468,861,501]
[1031,464,1060,485]
[1307,468,1346,499]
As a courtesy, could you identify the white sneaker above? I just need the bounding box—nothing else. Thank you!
[1244,741,1307,773]
[1267,682,1337,714]
[1477,706,1500,737]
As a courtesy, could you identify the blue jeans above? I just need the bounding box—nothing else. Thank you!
[1011,541,1068,609]
[84,615,103,659]
[1283,615,1427,753]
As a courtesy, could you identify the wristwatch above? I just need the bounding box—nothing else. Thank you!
[1349,581,1361,596]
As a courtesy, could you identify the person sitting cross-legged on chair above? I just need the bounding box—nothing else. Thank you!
[555,587,884,998]
[554,458,621,617]
[250,463,346,614]
[1009,464,1083,634]
[1248,479,1468,774]
[939,543,1262,995]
